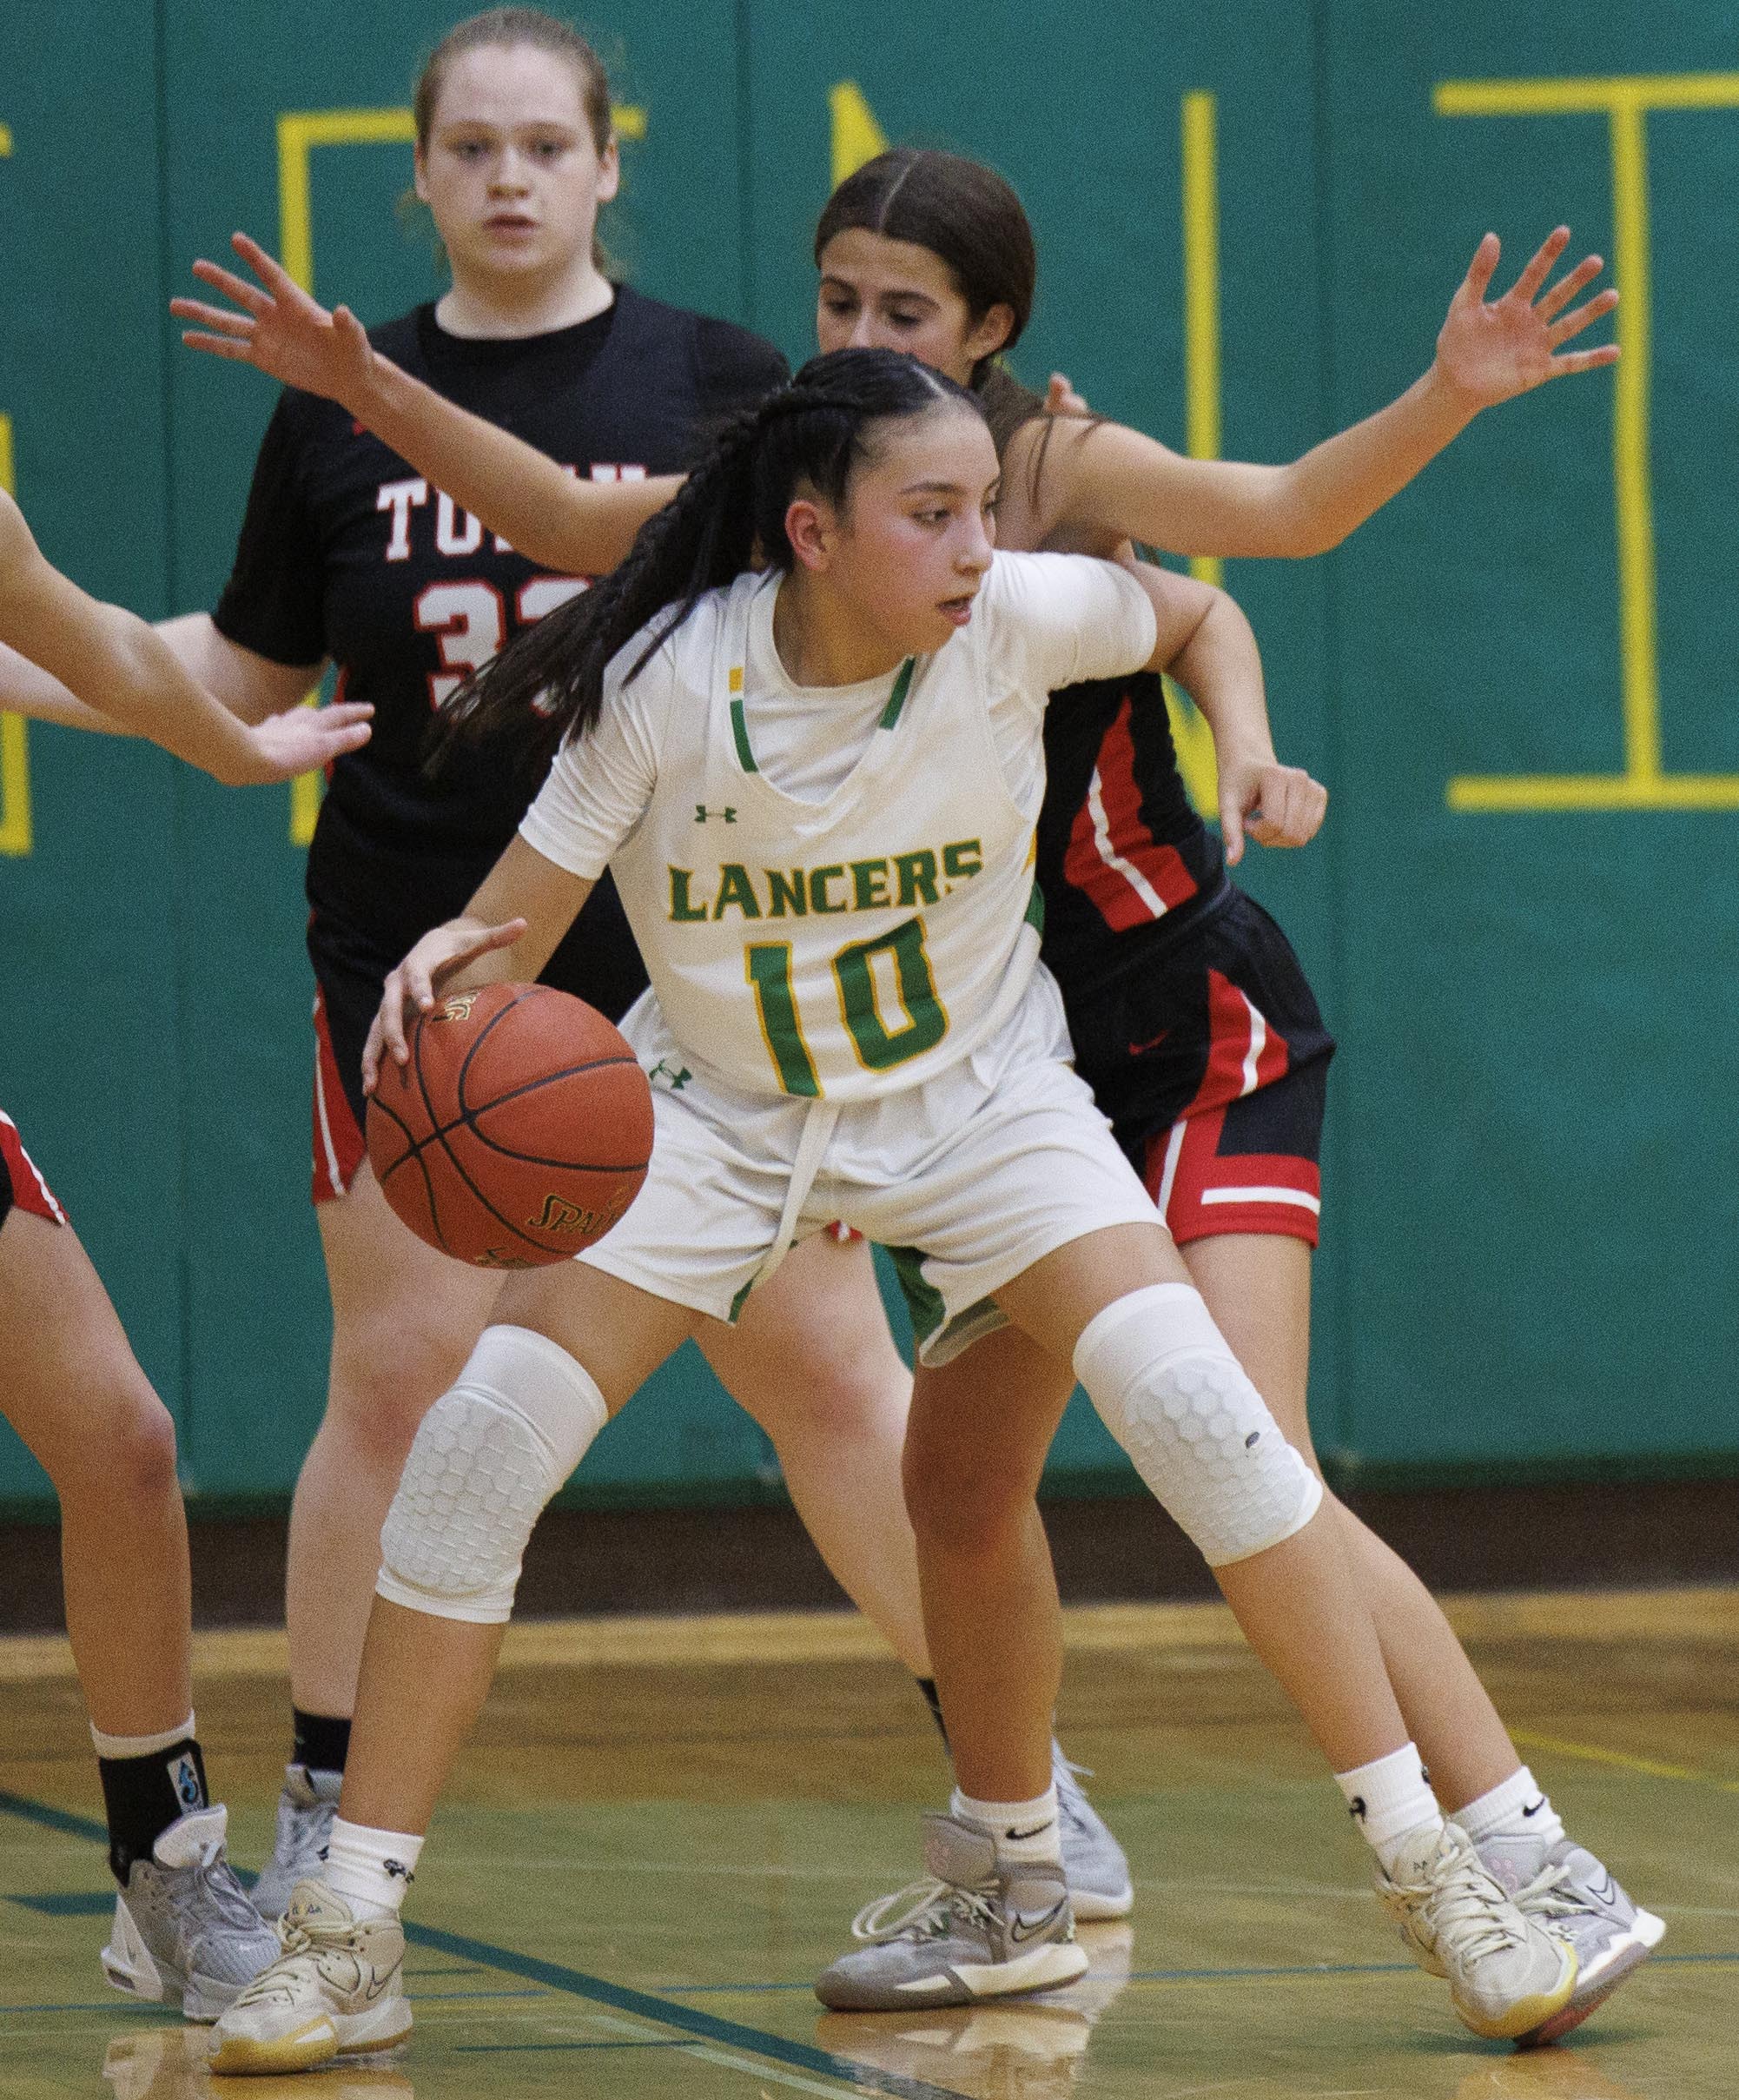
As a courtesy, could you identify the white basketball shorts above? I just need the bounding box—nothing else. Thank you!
[579,968,1164,1363]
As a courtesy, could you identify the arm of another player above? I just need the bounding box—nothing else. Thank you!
[363,838,594,1090]
[0,494,369,782]
[1039,228,1617,559]
[173,234,679,577]
[0,614,314,735]
[1124,560,1325,865]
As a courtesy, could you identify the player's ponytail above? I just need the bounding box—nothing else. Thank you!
[434,348,978,778]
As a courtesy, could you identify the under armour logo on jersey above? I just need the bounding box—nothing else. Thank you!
[650,1060,692,1091]
[695,804,737,824]
[168,1753,205,1812]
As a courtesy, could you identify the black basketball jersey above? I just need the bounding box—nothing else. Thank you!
[1037,670,1229,1002]
[214,286,789,984]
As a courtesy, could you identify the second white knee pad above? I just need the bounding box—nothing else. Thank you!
[377,1323,609,1624]
[1073,1283,1321,1567]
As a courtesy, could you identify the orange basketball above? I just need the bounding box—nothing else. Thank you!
[365,983,653,1269]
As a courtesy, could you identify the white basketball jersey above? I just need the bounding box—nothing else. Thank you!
[610,573,1041,1102]
[521,553,1158,1105]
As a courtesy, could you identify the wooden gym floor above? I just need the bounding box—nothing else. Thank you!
[1,1587,1734,2098]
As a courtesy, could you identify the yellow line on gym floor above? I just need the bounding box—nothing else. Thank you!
[1513,1730,1739,1794]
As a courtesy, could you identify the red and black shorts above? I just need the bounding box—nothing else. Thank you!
[0,1110,68,1232]
[1063,888,1334,1249]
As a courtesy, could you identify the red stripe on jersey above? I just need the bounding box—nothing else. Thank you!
[311,989,367,1205]
[1061,697,1200,931]
[0,1110,68,1225]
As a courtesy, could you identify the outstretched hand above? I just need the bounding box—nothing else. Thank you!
[1435,228,1619,408]
[170,232,377,406]
[228,700,373,785]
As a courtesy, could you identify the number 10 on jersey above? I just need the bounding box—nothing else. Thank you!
[747,918,948,1096]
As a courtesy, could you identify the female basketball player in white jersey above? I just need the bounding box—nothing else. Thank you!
[174,147,1656,2037]
[208,351,1579,2074]
[0,487,369,2015]
[23,7,1135,1931]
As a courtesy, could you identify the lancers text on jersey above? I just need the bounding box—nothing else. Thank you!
[667,838,985,922]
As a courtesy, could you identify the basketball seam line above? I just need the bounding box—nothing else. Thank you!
[413,1004,541,1255]
[407,996,631,1258]
[372,1067,456,1259]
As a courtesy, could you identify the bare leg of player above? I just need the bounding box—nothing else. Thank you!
[1183,1232,1521,1810]
[903,1325,1078,1797]
[291,1163,504,1719]
[915,1224,1407,1783]
[0,1206,280,2017]
[0,1211,192,1734]
[339,1262,698,1834]
[700,1232,931,1673]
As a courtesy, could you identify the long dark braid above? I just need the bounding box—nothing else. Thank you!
[432,348,978,781]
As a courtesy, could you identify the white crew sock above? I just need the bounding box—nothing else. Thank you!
[89,1712,197,1759]
[1336,1744,1442,1873]
[1453,1764,1565,1848]
[951,1785,1061,1871]
[325,1816,424,1919]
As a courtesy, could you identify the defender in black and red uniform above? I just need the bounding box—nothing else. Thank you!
[1039,672,1332,1246]
[805,150,1657,2030]
[216,281,781,1203]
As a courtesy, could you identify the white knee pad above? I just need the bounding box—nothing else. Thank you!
[377,1324,609,1624]
[1073,1283,1321,1567]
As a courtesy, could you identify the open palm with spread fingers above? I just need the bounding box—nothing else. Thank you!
[1435,227,1619,407]
[171,232,376,407]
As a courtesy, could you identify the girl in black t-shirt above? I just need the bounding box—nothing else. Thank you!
[169,13,1141,1926]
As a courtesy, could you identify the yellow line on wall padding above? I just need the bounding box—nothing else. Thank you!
[0,411,30,856]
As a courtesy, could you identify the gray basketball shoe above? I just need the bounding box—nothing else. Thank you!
[251,1764,342,1924]
[815,1813,1089,2011]
[1375,1820,1577,2041]
[101,1805,281,2021]
[1477,1832,1665,2045]
[1054,1748,1134,1920]
[208,1878,411,2076]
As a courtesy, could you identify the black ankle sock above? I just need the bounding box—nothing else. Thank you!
[97,1735,208,1885]
[291,1707,352,1776]
[915,1677,950,1751]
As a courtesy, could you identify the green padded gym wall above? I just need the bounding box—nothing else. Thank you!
[0,2,1733,1514]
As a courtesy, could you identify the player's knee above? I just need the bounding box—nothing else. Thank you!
[1074,1283,1322,1567]
[375,1324,609,1625]
[57,1369,178,1506]
[327,1316,481,1476]
[767,1352,906,1447]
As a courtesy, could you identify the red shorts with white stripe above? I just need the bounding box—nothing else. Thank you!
[0,1110,69,1231]
[1064,888,1333,1249]
[310,984,367,1205]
